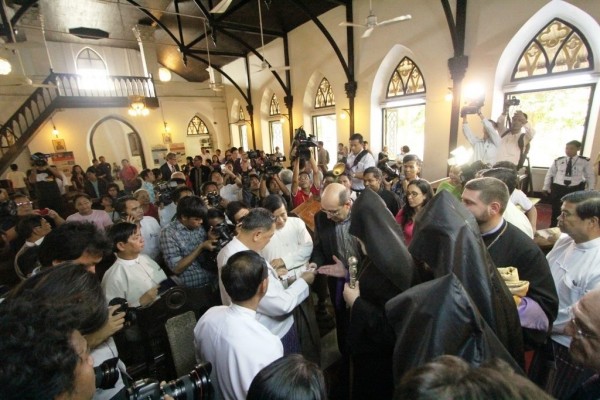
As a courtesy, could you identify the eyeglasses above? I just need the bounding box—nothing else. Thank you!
[321,206,344,217]
[16,201,33,207]
[569,307,599,340]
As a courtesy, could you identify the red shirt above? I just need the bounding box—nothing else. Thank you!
[292,185,320,208]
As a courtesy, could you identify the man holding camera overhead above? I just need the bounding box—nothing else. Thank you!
[496,98,535,167]
[462,108,501,165]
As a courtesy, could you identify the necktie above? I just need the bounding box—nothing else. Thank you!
[566,158,572,177]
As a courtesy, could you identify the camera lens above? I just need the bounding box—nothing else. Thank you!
[161,363,213,400]
[94,357,120,389]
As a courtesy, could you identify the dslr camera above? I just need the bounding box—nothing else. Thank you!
[95,357,213,400]
[291,127,318,162]
[259,154,286,175]
[504,95,521,108]
[205,191,222,208]
[109,297,137,325]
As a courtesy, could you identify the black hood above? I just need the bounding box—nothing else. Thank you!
[349,188,415,292]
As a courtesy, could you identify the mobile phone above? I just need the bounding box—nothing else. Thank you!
[39,208,49,216]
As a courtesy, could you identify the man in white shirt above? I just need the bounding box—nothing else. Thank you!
[259,194,313,275]
[217,208,316,353]
[462,112,501,165]
[194,250,283,400]
[530,191,600,399]
[115,196,162,262]
[496,110,535,167]
[346,133,376,192]
[102,222,167,307]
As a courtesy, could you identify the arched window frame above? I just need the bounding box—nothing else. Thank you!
[511,18,593,81]
[314,78,335,109]
[269,94,281,116]
[386,56,426,98]
[186,115,209,136]
[75,47,108,75]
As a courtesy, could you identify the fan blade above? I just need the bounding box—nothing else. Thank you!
[269,65,291,72]
[377,14,412,27]
[362,27,374,38]
[210,0,232,13]
[339,21,366,28]
[0,74,32,86]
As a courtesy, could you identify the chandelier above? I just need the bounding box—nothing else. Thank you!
[128,95,149,116]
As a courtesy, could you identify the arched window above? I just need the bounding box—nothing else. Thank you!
[387,57,426,98]
[187,116,209,136]
[504,18,595,168]
[383,57,426,159]
[76,48,108,90]
[238,106,249,150]
[513,19,592,80]
[268,94,284,153]
[314,78,335,109]
[269,94,281,116]
[312,77,336,170]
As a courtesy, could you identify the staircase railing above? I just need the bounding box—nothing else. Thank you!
[0,72,157,172]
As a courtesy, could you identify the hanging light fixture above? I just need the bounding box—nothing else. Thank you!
[51,118,59,137]
[128,95,149,116]
[0,57,11,75]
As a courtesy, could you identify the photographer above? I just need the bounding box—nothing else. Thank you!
[260,170,291,209]
[241,171,263,208]
[497,100,535,167]
[346,133,376,193]
[201,181,227,210]
[28,152,65,215]
[291,155,321,208]
[210,169,242,203]
[461,110,501,165]
[0,297,96,400]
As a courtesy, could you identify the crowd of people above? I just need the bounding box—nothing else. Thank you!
[0,108,599,400]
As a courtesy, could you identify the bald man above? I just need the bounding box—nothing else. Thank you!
[310,183,360,355]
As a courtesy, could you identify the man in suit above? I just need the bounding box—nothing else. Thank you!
[160,152,180,182]
[83,167,108,200]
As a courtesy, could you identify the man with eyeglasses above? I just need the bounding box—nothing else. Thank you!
[529,191,600,399]
[311,183,361,357]
[566,289,600,400]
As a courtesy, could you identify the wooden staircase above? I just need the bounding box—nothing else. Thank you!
[0,71,158,172]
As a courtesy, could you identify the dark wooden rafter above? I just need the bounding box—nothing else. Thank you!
[9,0,38,27]
[442,0,468,154]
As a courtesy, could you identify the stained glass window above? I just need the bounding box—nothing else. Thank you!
[269,94,280,116]
[513,19,592,80]
[187,115,209,136]
[314,78,335,109]
[387,57,426,98]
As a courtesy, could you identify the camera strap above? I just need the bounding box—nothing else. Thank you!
[352,150,369,167]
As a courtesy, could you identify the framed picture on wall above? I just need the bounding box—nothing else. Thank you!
[52,139,66,152]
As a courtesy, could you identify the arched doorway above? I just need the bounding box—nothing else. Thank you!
[89,116,147,170]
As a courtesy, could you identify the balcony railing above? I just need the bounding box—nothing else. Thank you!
[0,72,157,172]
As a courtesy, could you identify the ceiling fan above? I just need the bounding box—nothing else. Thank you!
[340,0,411,39]
[251,0,290,73]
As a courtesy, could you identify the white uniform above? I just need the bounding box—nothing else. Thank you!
[547,234,600,347]
[194,304,283,400]
[217,237,309,338]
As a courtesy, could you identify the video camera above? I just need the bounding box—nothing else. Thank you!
[259,154,286,175]
[95,357,213,400]
[31,152,51,167]
[460,95,485,117]
[291,127,318,162]
[155,180,179,206]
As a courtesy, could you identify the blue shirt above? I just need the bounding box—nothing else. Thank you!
[160,219,216,288]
